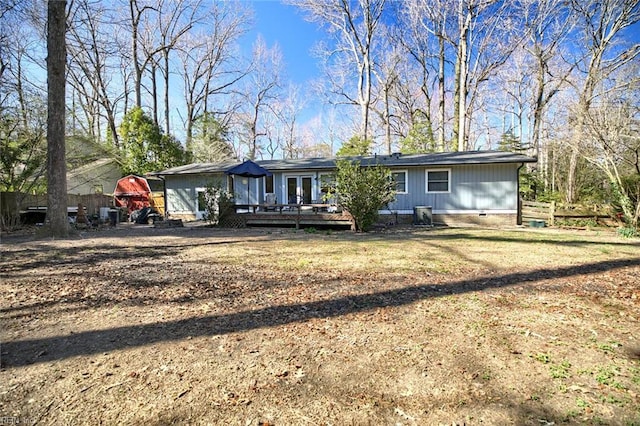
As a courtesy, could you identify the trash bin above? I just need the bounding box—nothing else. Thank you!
[108,209,118,226]
[414,206,432,226]
[99,207,110,222]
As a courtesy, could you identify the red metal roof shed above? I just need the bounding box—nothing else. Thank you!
[113,175,152,213]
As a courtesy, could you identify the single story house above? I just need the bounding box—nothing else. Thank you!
[150,150,537,226]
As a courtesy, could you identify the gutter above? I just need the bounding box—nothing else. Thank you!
[157,175,167,218]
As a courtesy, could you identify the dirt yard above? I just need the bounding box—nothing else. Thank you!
[1,224,639,425]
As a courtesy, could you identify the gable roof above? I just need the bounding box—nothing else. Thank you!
[114,174,152,197]
[150,150,537,177]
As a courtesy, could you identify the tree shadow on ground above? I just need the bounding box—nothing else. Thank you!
[0,239,252,276]
[368,227,640,248]
[3,257,638,368]
[2,225,636,277]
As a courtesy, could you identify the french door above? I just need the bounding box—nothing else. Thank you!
[286,176,313,204]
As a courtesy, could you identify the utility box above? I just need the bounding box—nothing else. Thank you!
[108,209,119,226]
[414,206,433,226]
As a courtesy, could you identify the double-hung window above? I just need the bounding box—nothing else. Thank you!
[319,173,336,194]
[426,169,450,193]
[391,171,408,193]
[264,175,274,194]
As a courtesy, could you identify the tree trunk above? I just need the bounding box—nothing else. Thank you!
[438,34,445,152]
[360,54,371,142]
[46,0,68,238]
[453,0,471,152]
[452,43,461,147]
[384,83,391,154]
[531,55,546,158]
[456,0,470,152]
[249,99,260,160]
[151,62,159,126]
[185,106,194,155]
[566,149,578,203]
[130,0,143,108]
[163,51,170,135]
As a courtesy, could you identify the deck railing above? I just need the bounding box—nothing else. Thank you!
[227,203,351,229]
[232,203,340,214]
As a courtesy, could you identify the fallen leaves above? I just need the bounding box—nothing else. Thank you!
[1,227,639,425]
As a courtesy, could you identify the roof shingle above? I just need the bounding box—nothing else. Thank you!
[150,150,537,176]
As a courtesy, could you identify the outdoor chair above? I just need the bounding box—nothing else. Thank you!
[265,193,277,211]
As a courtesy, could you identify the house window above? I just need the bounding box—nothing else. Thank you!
[392,171,407,193]
[426,169,450,193]
[319,173,336,194]
[265,175,274,194]
[227,175,234,193]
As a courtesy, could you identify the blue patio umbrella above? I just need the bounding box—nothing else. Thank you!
[225,160,272,205]
[224,159,272,178]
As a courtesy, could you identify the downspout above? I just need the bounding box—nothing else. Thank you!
[516,163,524,226]
[159,175,167,219]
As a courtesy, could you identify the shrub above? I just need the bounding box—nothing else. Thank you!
[334,159,396,232]
[201,181,235,226]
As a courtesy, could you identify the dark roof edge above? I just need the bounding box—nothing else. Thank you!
[150,151,537,176]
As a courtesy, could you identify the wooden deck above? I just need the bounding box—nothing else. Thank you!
[228,203,353,229]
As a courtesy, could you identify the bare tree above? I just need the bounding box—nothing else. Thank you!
[565,0,640,203]
[292,0,386,143]
[176,1,251,153]
[402,0,451,152]
[151,0,205,134]
[0,1,49,209]
[240,35,282,160]
[298,108,349,157]
[520,0,575,157]
[46,0,68,237]
[458,1,526,151]
[369,27,403,154]
[126,0,185,111]
[127,0,154,108]
[271,83,307,159]
[262,111,282,160]
[401,0,523,152]
[452,0,472,151]
[67,0,125,147]
[581,89,640,226]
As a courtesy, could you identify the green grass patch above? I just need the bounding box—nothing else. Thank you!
[550,360,571,379]
[596,340,621,353]
[594,366,625,389]
[531,352,552,364]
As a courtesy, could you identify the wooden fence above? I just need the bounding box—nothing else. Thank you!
[1,192,114,228]
[521,201,557,226]
[521,200,615,226]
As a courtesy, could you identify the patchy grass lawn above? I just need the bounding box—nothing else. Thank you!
[1,225,639,425]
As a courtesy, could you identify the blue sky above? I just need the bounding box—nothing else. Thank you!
[244,1,324,84]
